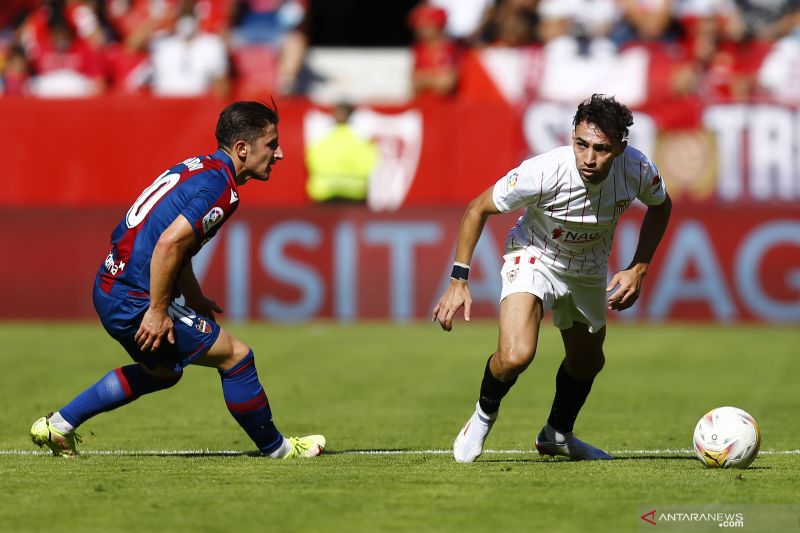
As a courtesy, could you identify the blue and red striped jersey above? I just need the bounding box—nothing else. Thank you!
[97,149,240,298]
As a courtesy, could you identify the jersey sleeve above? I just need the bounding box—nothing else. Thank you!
[179,179,229,240]
[635,152,668,206]
[492,157,543,213]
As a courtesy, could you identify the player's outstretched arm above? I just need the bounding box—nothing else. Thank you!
[433,187,501,331]
[607,192,672,311]
[135,215,197,351]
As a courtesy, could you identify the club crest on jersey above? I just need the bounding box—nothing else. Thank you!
[504,172,519,192]
[202,207,224,233]
[614,200,630,215]
[196,319,212,334]
[505,267,519,284]
[651,174,663,194]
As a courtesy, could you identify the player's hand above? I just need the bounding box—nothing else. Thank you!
[186,295,223,321]
[135,307,175,352]
[606,267,645,311]
[432,280,472,332]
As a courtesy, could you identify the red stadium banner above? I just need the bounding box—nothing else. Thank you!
[2,205,798,323]
[2,97,799,209]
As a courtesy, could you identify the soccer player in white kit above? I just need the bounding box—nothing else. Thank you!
[433,94,672,461]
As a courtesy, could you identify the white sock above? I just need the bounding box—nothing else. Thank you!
[49,412,75,434]
[475,403,498,422]
[267,438,292,458]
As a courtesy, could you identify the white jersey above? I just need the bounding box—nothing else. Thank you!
[492,145,667,279]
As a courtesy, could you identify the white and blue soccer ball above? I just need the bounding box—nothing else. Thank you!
[693,406,761,468]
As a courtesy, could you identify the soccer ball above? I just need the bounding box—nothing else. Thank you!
[693,406,761,468]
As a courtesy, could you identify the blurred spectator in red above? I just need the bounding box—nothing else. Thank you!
[19,0,106,60]
[102,0,231,93]
[667,1,772,101]
[475,0,540,47]
[756,11,800,103]
[1,44,33,95]
[229,0,309,95]
[27,10,107,96]
[409,3,460,99]
[105,0,179,47]
[150,1,229,96]
[0,1,39,40]
[103,0,180,93]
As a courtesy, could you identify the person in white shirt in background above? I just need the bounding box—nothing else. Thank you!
[150,7,229,97]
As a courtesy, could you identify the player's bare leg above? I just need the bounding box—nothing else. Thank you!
[536,323,612,460]
[195,328,325,458]
[454,293,543,462]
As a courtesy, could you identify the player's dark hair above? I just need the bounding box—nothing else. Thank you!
[572,94,633,143]
[215,100,280,150]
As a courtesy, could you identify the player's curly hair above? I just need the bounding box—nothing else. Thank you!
[572,94,633,143]
[216,100,280,149]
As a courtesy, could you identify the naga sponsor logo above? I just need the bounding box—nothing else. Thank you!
[104,251,126,276]
[202,207,224,234]
[551,227,607,244]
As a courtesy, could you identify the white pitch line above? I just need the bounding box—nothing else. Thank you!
[2,449,799,456]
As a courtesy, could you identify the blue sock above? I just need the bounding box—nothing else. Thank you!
[60,365,182,427]
[220,351,283,454]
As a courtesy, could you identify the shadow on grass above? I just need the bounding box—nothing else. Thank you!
[480,455,699,463]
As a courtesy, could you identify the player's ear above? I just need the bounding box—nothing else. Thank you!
[233,140,248,159]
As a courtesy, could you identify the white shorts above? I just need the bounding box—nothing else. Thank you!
[499,251,607,333]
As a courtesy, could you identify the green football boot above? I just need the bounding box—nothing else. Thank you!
[30,413,82,457]
[282,435,326,458]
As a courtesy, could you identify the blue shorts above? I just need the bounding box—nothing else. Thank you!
[93,282,221,372]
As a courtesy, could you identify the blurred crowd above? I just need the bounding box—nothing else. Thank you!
[0,0,310,97]
[2,0,800,103]
[411,0,800,104]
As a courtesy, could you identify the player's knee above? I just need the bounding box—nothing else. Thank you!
[230,338,252,361]
[139,363,183,381]
[496,345,536,375]
[566,350,605,380]
[206,329,252,371]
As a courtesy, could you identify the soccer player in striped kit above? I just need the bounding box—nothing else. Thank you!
[31,101,325,459]
[433,94,672,462]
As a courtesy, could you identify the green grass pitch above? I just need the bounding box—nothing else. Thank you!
[1,321,798,532]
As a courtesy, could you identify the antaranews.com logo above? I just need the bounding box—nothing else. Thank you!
[637,505,800,532]
[640,508,743,528]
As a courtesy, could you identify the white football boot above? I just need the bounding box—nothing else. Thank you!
[535,424,613,460]
[453,403,498,463]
